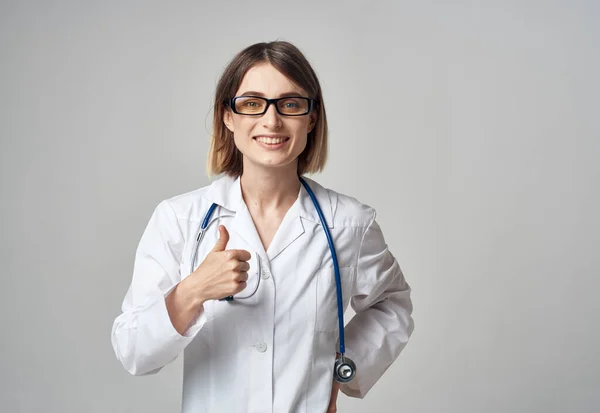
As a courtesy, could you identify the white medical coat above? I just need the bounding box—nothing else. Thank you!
[111,175,414,413]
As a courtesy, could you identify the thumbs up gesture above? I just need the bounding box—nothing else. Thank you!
[190,225,252,302]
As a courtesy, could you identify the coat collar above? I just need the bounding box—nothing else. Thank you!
[297,176,337,229]
[201,174,337,261]
[202,174,336,228]
[202,174,244,214]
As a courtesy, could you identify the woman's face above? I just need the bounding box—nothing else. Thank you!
[223,62,317,174]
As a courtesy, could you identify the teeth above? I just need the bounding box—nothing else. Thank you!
[256,136,287,144]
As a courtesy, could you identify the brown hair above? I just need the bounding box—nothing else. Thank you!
[207,41,328,177]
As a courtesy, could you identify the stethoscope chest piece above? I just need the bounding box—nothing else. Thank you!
[333,355,356,383]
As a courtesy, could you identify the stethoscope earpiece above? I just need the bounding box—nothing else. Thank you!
[333,355,356,384]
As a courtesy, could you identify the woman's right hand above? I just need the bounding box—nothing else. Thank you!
[188,225,252,303]
[166,225,251,335]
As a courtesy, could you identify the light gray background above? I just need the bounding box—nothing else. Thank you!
[1,1,598,412]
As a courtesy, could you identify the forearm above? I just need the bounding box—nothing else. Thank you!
[111,277,210,376]
[341,290,414,398]
[165,276,207,335]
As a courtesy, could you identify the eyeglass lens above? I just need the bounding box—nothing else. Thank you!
[234,97,309,115]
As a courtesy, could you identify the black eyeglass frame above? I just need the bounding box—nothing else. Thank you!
[227,96,317,116]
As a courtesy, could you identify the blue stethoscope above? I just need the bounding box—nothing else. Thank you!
[190,176,356,384]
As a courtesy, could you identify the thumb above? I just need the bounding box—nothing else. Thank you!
[211,225,230,252]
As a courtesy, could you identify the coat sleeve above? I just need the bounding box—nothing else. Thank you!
[340,209,415,398]
[110,200,207,376]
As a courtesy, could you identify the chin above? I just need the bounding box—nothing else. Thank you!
[247,156,299,171]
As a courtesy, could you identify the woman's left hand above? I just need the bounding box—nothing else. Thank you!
[327,380,341,412]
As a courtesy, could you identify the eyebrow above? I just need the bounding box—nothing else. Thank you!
[238,90,306,98]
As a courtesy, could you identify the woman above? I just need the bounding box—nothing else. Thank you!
[111,40,414,413]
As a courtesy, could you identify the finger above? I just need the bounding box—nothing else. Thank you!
[232,271,248,282]
[211,225,230,252]
[233,280,247,294]
[235,261,251,272]
[226,260,250,272]
[226,249,252,261]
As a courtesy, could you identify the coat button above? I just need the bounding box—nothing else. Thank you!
[255,342,267,353]
[261,269,271,280]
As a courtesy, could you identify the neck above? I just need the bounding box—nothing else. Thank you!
[239,162,301,213]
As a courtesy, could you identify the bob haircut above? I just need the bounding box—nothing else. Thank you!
[207,41,328,177]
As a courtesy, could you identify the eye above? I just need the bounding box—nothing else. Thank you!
[280,99,301,108]
[238,98,265,108]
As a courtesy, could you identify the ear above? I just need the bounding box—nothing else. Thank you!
[223,108,235,133]
[308,111,317,133]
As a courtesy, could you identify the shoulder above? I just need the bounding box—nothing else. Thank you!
[305,177,376,230]
[155,175,233,223]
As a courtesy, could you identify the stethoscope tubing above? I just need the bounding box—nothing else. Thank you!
[298,177,346,354]
[189,177,348,358]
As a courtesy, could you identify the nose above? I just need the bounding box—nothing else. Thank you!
[262,102,282,129]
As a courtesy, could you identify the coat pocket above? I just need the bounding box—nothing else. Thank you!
[315,266,355,333]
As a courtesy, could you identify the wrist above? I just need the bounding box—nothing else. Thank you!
[181,275,208,309]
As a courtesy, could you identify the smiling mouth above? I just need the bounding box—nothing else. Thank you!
[254,136,290,145]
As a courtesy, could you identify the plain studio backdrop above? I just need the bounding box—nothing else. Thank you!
[1,1,598,412]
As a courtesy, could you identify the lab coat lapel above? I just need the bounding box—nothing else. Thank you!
[228,201,268,261]
[202,175,337,263]
[266,201,304,261]
[203,175,267,260]
[267,176,337,261]
[297,176,336,229]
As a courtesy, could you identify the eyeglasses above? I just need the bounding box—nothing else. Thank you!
[228,96,315,116]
